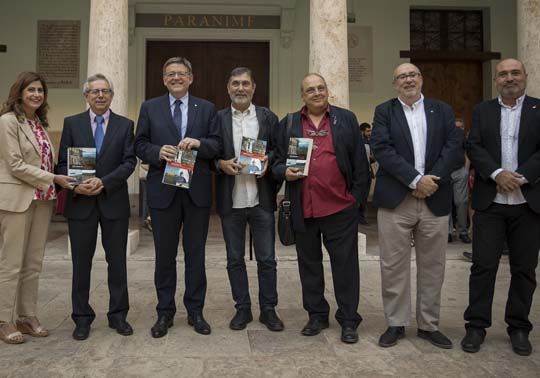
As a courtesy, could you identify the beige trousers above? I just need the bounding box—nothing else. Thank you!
[0,200,53,322]
[377,194,448,331]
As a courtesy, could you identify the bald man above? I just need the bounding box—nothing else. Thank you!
[462,58,540,356]
[371,63,463,349]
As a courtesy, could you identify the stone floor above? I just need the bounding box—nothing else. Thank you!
[1,209,540,378]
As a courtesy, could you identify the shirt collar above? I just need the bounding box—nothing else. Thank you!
[498,93,526,110]
[231,102,255,116]
[89,108,111,123]
[301,104,330,118]
[169,92,189,107]
[398,93,424,110]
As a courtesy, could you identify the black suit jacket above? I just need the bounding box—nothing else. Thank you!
[134,94,220,209]
[466,95,540,213]
[214,105,282,216]
[57,110,136,220]
[272,105,369,232]
[371,97,463,216]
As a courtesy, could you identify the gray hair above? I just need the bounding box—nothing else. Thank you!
[163,57,193,76]
[300,72,328,93]
[83,73,114,95]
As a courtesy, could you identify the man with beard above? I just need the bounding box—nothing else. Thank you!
[462,58,540,356]
[371,63,462,349]
[273,73,369,344]
[214,67,284,331]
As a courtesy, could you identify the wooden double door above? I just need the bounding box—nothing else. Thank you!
[145,40,270,110]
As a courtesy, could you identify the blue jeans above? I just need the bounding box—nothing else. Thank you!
[220,206,277,310]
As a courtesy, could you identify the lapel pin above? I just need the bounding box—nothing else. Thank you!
[194,104,198,107]
[430,109,434,113]
[533,105,537,109]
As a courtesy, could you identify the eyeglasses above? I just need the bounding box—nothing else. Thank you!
[304,85,327,95]
[165,71,191,79]
[86,89,112,96]
[306,129,328,137]
[394,72,421,81]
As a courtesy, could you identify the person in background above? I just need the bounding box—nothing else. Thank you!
[358,122,375,225]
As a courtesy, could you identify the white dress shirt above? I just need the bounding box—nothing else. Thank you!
[490,94,527,205]
[398,95,427,189]
[231,103,260,208]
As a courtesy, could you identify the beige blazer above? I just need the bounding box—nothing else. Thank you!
[0,112,55,212]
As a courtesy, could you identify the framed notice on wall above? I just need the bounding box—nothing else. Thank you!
[348,25,373,93]
[36,20,80,88]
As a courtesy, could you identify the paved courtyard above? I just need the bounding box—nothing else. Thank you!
[1,212,539,378]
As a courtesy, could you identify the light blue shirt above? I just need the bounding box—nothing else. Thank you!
[168,93,189,138]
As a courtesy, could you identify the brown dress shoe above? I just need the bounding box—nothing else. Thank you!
[16,316,49,337]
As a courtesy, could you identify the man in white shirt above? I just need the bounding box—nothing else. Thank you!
[214,67,284,332]
[371,63,463,349]
[462,58,540,356]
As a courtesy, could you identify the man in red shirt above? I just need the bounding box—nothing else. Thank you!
[273,73,369,343]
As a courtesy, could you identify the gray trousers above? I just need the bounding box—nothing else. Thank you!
[378,194,448,331]
[449,166,469,235]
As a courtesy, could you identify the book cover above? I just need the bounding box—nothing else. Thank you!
[286,137,313,176]
[162,149,198,189]
[68,147,96,185]
[238,136,267,175]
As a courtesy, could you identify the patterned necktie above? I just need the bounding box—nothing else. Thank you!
[173,99,183,138]
[95,115,104,153]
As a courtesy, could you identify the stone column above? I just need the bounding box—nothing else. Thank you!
[309,0,349,108]
[517,0,540,98]
[87,0,129,116]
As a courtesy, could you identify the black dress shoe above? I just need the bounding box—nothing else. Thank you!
[72,324,91,341]
[510,330,532,356]
[229,308,253,330]
[461,327,486,353]
[418,329,453,349]
[448,234,453,243]
[341,326,358,344]
[151,315,173,338]
[459,234,472,244]
[462,251,473,262]
[188,313,211,335]
[378,326,404,347]
[301,318,329,336]
[259,309,284,332]
[109,319,134,336]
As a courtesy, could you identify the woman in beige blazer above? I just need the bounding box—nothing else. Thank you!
[0,72,74,344]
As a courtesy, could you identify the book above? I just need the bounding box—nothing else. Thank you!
[238,136,267,175]
[162,149,198,189]
[286,137,313,176]
[68,147,96,185]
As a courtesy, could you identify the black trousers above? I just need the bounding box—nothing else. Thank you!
[464,203,540,333]
[295,204,362,328]
[69,208,129,325]
[150,189,210,318]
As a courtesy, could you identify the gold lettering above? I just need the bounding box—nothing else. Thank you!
[187,15,196,27]
[231,16,242,28]
[163,15,173,27]
[174,16,185,27]
[200,16,210,27]
[211,16,223,27]
[247,15,255,28]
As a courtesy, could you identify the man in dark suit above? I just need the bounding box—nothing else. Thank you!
[134,57,220,337]
[371,63,462,349]
[462,58,540,356]
[215,67,283,331]
[57,73,136,340]
[273,73,369,344]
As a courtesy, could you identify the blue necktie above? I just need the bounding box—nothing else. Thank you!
[95,115,104,153]
[173,99,183,139]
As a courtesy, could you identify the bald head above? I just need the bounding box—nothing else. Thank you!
[495,58,527,77]
[392,63,423,106]
[393,63,421,82]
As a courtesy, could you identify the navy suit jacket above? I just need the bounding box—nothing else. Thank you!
[272,105,369,232]
[214,105,282,216]
[466,96,540,213]
[134,94,219,209]
[57,110,136,220]
[371,97,463,216]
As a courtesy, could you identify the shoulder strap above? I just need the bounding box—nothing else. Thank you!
[286,113,293,138]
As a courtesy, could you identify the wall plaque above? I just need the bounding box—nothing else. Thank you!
[36,20,80,88]
[348,26,373,92]
[136,14,280,29]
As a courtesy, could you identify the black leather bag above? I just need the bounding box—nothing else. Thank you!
[277,113,295,246]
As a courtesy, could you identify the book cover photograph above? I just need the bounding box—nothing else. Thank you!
[68,147,96,184]
[238,136,267,175]
[162,149,198,189]
[286,137,314,176]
